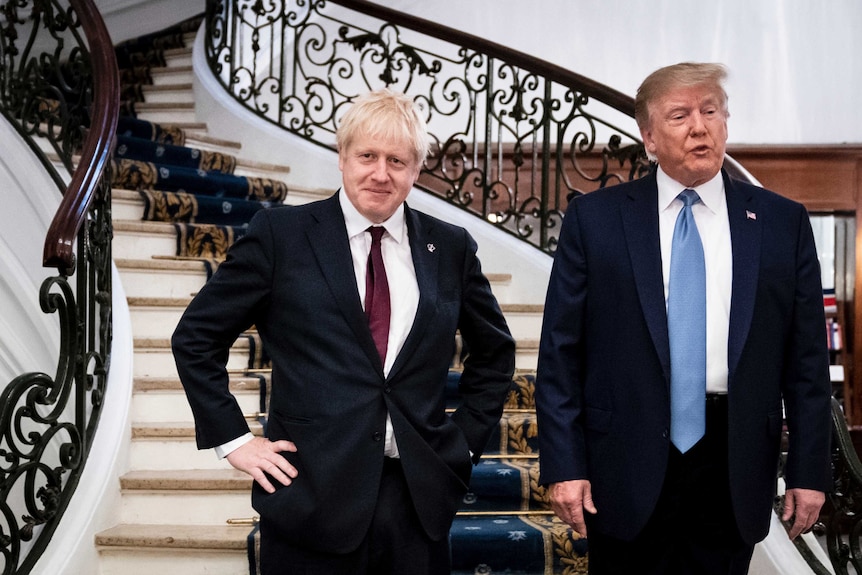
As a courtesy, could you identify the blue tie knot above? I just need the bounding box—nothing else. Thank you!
[679,188,700,207]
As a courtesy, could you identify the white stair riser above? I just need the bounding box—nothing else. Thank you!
[137,109,198,125]
[503,312,543,340]
[130,307,185,339]
[134,348,251,378]
[143,88,195,104]
[119,268,206,299]
[113,195,144,220]
[132,390,261,423]
[516,349,537,372]
[98,549,247,575]
[150,68,194,86]
[120,491,252,525]
[165,53,193,68]
[114,231,178,259]
[129,440,239,471]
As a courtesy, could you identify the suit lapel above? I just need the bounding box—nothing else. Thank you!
[387,205,438,380]
[724,171,761,380]
[307,193,384,374]
[621,174,671,380]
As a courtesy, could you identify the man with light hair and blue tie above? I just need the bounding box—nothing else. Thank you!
[535,62,832,574]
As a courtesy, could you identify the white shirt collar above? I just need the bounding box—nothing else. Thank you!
[656,166,724,214]
[338,189,407,244]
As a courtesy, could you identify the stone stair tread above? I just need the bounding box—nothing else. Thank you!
[182,131,243,151]
[134,337,251,349]
[134,101,195,111]
[500,303,543,313]
[150,65,192,75]
[134,375,264,392]
[132,421,264,439]
[121,468,252,491]
[95,523,249,550]
[114,219,177,234]
[128,296,193,307]
[115,257,208,273]
[141,82,193,93]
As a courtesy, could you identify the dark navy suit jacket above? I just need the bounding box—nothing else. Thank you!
[535,168,832,545]
[172,192,515,553]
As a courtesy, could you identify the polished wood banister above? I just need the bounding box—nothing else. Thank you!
[327,0,636,115]
[42,0,120,274]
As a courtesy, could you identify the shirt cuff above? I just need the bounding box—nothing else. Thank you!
[213,432,254,459]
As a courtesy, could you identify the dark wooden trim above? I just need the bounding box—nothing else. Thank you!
[728,144,862,422]
[42,0,120,274]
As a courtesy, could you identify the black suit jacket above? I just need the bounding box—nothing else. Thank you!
[535,169,832,545]
[172,192,515,553]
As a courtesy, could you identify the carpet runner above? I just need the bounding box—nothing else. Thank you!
[114,13,587,574]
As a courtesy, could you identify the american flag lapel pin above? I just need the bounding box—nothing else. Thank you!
[746,210,757,221]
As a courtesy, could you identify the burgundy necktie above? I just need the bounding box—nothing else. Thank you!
[365,226,390,364]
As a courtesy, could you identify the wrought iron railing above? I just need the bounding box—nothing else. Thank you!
[0,0,118,573]
[204,0,656,253]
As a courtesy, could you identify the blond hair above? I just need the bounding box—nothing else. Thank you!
[336,88,430,165]
[634,62,729,131]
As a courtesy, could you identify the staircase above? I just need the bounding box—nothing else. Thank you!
[93,17,583,575]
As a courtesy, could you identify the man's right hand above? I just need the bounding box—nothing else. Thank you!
[225,437,298,493]
[549,479,598,537]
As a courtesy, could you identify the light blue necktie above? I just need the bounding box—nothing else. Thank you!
[668,189,706,453]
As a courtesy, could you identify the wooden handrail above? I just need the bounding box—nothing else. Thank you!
[327,0,636,116]
[42,0,120,274]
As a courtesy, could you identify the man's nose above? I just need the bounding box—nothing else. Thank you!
[371,158,390,180]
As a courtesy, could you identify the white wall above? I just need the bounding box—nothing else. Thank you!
[378,0,862,145]
[95,0,205,44]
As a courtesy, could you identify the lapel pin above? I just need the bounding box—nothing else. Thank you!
[427,243,436,252]
[746,210,757,221]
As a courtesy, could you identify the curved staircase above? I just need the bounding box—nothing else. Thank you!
[94,17,581,575]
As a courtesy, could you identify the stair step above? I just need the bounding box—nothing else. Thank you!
[133,337,254,379]
[135,101,197,125]
[141,83,194,104]
[132,376,265,423]
[499,303,543,340]
[128,297,190,339]
[163,47,193,68]
[119,469,254,524]
[149,65,193,86]
[114,219,180,259]
[96,524,249,575]
[116,257,208,299]
[515,339,538,372]
[129,423,265,471]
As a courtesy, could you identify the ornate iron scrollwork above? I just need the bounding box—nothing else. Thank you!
[205,0,646,253]
[0,1,113,573]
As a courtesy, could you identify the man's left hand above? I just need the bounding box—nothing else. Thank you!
[782,487,825,540]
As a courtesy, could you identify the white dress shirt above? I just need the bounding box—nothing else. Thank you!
[215,192,419,459]
[340,191,420,457]
[657,167,732,394]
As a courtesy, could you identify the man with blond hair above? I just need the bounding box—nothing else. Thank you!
[536,63,832,574]
[173,88,515,574]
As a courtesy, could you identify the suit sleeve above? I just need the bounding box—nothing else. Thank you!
[781,206,833,492]
[171,210,277,449]
[535,199,590,485]
[449,229,516,462]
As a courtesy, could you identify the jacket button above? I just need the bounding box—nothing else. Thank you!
[372,432,383,442]
[662,429,669,439]
[384,386,392,394]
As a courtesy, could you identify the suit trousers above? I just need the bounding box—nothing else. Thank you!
[259,457,451,575]
[586,395,755,575]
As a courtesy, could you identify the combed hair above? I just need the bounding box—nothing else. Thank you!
[336,88,430,165]
[634,62,729,131]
